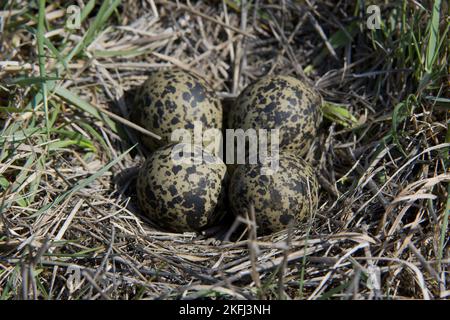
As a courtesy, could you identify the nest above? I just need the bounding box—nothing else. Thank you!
[0,0,448,299]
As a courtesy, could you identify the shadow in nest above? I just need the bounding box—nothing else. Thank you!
[112,84,151,159]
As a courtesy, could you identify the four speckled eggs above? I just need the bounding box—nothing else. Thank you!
[133,69,321,235]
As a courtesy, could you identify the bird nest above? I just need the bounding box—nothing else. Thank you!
[0,0,448,299]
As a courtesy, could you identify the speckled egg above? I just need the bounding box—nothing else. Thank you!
[132,69,223,150]
[228,75,321,156]
[136,143,227,232]
[228,153,319,235]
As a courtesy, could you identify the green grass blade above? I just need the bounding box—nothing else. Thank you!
[313,21,358,65]
[322,101,358,128]
[425,0,442,73]
[64,0,121,64]
[391,101,408,157]
[0,107,25,113]
[76,121,112,158]
[7,76,62,86]
[54,86,118,133]
[47,139,96,153]
[37,0,49,138]
[80,0,97,22]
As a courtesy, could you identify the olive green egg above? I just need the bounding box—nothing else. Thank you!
[228,152,319,235]
[132,69,223,151]
[136,143,227,233]
[228,75,321,156]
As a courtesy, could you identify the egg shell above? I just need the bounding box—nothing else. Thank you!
[228,152,319,235]
[136,143,227,232]
[228,75,321,156]
[133,69,223,150]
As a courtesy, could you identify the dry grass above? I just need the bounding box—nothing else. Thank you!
[0,0,448,299]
